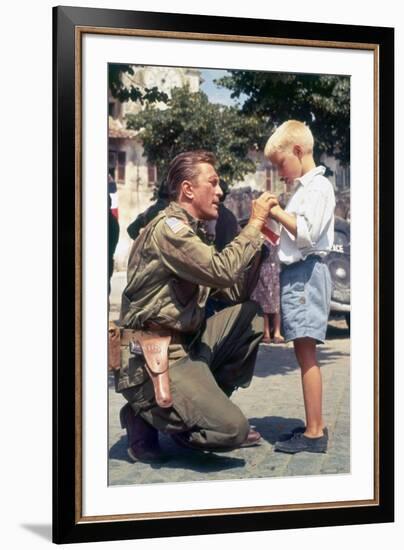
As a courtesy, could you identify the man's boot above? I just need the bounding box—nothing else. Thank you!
[119,403,165,462]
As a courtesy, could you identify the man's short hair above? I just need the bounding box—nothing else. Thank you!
[264,120,314,158]
[166,150,216,200]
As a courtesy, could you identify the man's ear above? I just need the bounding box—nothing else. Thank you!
[180,180,194,200]
[293,144,304,159]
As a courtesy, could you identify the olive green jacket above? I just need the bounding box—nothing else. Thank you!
[120,202,265,333]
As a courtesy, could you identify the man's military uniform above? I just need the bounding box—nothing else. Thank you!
[116,201,266,451]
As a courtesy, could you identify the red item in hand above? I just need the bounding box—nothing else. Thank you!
[261,221,280,245]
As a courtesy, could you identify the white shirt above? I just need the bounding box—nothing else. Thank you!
[278,165,336,265]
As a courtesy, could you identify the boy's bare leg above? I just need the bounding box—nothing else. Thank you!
[293,337,325,438]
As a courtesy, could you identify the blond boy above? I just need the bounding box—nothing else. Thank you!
[264,120,335,453]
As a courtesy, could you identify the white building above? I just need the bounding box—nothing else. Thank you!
[108,66,202,270]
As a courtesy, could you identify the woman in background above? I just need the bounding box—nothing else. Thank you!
[251,240,284,344]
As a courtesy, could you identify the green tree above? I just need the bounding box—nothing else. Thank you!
[125,87,267,185]
[217,72,350,164]
[109,64,169,105]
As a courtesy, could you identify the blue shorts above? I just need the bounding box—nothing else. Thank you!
[280,256,332,344]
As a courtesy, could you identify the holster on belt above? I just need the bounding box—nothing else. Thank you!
[116,326,173,409]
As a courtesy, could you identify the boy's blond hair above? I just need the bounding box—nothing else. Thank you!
[264,120,314,158]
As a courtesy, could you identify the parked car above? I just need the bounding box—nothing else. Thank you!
[324,216,351,327]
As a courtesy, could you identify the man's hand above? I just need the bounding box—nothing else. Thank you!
[249,192,279,230]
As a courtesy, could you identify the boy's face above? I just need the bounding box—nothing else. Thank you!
[269,148,303,186]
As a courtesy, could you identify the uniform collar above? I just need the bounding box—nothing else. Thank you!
[296,165,326,187]
[165,201,200,232]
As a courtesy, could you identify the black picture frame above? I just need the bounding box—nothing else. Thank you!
[53,5,394,544]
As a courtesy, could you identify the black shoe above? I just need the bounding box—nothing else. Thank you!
[119,404,167,463]
[274,431,328,454]
[278,426,329,442]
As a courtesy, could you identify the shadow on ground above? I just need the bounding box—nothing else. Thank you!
[255,344,348,377]
[110,416,308,471]
[109,435,246,472]
[254,345,298,377]
[326,321,350,340]
[248,415,305,444]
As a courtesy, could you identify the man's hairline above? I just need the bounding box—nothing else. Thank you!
[183,161,217,185]
[173,161,217,199]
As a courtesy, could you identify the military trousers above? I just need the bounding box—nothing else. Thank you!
[121,300,264,451]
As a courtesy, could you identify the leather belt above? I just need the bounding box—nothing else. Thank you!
[120,327,184,346]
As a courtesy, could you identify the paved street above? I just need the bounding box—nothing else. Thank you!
[108,272,350,486]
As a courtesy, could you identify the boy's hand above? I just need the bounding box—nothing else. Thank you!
[249,192,279,230]
[269,204,298,237]
[269,204,283,219]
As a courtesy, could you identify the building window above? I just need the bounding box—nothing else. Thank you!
[108,151,116,175]
[117,151,126,183]
[108,150,126,183]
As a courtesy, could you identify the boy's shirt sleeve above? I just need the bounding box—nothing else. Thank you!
[294,178,336,250]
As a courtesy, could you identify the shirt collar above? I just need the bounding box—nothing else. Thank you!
[296,165,326,187]
[165,201,200,232]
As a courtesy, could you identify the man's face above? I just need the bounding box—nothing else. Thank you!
[270,149,302,186]
[190,163,222,220]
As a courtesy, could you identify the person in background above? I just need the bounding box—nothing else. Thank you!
[127,180,169,240]
[108,170,120,295]
[213,179,240,251]
[251,239,284,344]
[204,179,241,317]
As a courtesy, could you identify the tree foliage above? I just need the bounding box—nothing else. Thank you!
[108,64,169,105]
[125,87,267,185]
[217,71,350,164]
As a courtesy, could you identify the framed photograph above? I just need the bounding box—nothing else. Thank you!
[53,5,394,544]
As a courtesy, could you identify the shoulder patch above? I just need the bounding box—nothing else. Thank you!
[165,217,187,234]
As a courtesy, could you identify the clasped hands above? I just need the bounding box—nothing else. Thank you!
[249,192,280,229]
